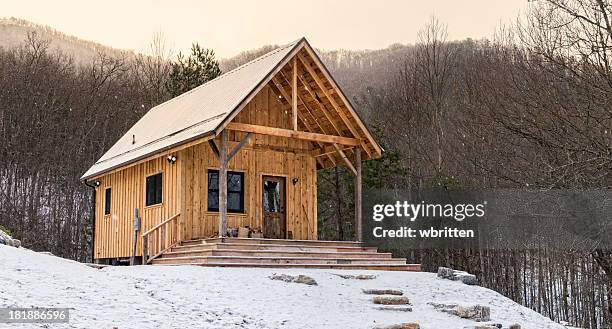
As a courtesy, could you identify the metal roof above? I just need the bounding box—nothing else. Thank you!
[81,39,302,180]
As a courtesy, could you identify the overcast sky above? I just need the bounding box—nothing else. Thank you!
[3,0,528,58]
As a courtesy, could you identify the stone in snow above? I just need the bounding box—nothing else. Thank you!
[437,266,479,285]
[269,273,318,285]
[372,296,410,305]
[428,302,491,321]
[362,288,403,296]
[373,323,419,329]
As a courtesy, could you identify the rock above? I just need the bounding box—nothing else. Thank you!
[269,274,295,283]
[456,305,490,321]
[373,323,419,329]
[294,275,317,285]
[437,267,456,279]
[509,324,521,329]
[428,302,490,321]
[375,306,412,312]
[437,266,479,285]
[372,296,410,305]
[362,288,403,295]
[269,274,317,285]
[472,324,502,329]
[458,273,479,285]
[333,273,377,280]
[0,228,18,248]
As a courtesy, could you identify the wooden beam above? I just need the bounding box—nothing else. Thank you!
[296,73,343,135]
[297,52,373,158]
[273,74,337,166]
[228,132,253,161]
[303,44,382,158]
[354,148,362,242]
[227,122,361,146]
[219,129,228,237]
[312,144,351,157]
[292,57,298,131]
[208,139,220,160]
[333,143,357,176]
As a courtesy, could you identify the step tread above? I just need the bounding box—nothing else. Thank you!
[166,249,389,256]
[152,262,420,271]
[176,242,376,250]
[155,255,406,262]
[185,237,363,245]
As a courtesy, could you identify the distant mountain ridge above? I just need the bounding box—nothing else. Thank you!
[0,17,413,100]
[0,17,134,65]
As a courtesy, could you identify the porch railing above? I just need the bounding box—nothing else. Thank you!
[141,213,180,264]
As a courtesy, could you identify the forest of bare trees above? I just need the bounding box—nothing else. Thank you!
[0,0,610,327]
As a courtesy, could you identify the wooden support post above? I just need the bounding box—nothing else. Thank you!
[355,148,362,242]
[333,143,357,176]
[130,208,139,265]
[219,129,228,237]
[142,234,148,264]
[292,57,298,131]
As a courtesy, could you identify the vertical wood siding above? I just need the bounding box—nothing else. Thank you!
[94,85,318,259]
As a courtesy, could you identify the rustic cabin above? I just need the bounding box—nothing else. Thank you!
[81,37,419,271]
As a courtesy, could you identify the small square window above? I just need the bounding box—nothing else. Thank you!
[146,173,163,206]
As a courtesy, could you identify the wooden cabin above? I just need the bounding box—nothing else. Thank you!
[81,38,395,267]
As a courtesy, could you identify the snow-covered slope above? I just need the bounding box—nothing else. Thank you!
[0,245,566,329]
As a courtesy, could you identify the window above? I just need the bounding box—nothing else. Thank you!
[146,173,163,206]
[104,187,111,215]
[208,170,244,213]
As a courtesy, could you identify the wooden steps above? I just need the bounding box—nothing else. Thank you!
[150,237,421,271]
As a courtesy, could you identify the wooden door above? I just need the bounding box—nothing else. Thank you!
[262,176,286,239]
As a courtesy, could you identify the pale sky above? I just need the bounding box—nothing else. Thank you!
[3,0,528,58]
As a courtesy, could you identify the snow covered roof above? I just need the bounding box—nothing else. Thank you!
[82,37,381,180]
[82,39,303,180]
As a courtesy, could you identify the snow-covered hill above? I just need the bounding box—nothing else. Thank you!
[0,245,567,329]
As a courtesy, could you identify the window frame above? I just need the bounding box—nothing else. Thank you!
[104,187,112,216]
[145,172,163,207]
[207,169,245,213]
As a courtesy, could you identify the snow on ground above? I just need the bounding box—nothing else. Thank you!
[0,245,567,329]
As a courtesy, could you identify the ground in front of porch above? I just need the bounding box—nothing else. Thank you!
[1,245,565,329]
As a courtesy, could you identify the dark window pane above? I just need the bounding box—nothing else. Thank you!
[208,191,219,210]
[208,171,218,191]
[228,174,241,192]
[146,173,163,206]
[104,188,111,215]
[208,170,243,213]
[228,192,242,211]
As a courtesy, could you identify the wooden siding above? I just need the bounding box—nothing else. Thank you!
[181,85,317,241]
[180,142,317,241]
[94,85,318,259]
[93,156,182,259]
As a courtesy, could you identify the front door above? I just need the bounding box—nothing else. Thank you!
[262,176,286,239]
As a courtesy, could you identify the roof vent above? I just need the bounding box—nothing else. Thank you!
[132,135,135,145]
